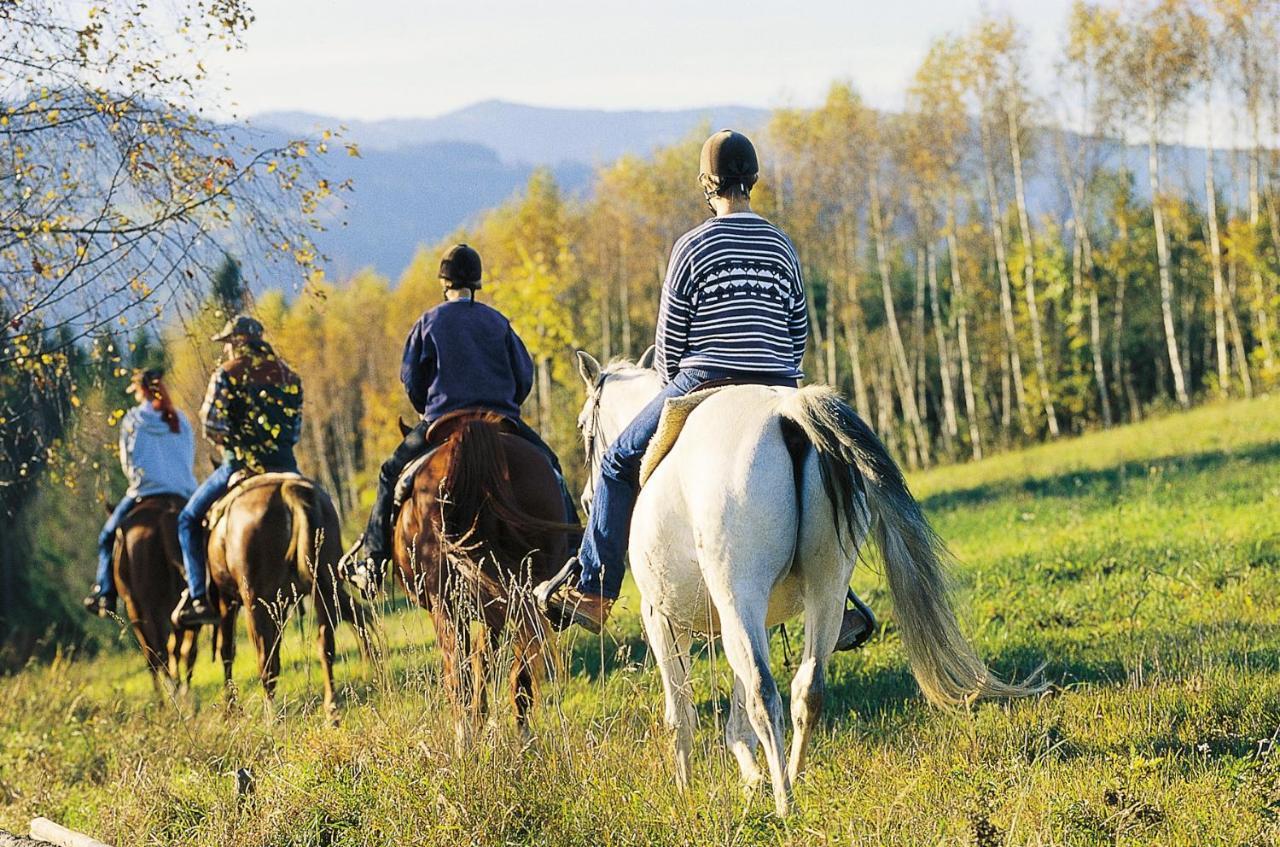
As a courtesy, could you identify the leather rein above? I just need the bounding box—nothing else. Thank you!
[579,371,610,509]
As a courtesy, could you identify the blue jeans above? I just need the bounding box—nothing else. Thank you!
[178,464,234,600]
[577,367,742,599]
[177,456,299,599]
[95,495,138,598]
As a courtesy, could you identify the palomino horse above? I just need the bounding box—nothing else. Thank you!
[206,474,374,720]
[112,494,199,694]
[575,351,1042,816]
[393,412,570,728]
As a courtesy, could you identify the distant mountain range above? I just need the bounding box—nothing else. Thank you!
[247,100,1243,280]
[254,99,770,165]
[249,100,769,276]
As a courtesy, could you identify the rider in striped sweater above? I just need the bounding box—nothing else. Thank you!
[537,130,875,648]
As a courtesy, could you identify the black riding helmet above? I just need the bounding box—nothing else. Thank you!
[698,129,759,198]
[439,243,483,290]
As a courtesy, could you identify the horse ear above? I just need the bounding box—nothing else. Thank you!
[576,350,601,386]
[398,416,412,437]
[637,345,657,370]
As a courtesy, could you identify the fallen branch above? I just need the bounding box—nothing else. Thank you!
[27,820,111,847]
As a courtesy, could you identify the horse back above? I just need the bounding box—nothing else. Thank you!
[395,419,569,609]
[210,478,340,601]
[632,387,805,629]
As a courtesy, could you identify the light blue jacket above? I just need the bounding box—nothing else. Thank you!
[119,403,198,499]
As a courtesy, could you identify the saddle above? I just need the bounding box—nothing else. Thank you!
[639,378,795,487]
[205,471,307,532]
[392,410,519,510]
[122,493,185,525]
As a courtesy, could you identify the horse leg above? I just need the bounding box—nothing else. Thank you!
[788,459,861,786]
[431,604,475,741]
[245,598,284,712]
[218,602,239,707]
[708,591,791,816]
[786,580,843,786]
[640,600,696,792]
[510,605,546,733]
[727,676,764,793]
[312,578,340,723]
[178,626,199,696]
[133,613,173,699]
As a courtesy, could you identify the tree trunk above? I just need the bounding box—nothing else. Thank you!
[1226,257,1254,396]
[843,319,871,421]
[1146,91,1190,407]
[913,248,928,419]
[1056,129,1111,428]
[1007,91,1060,435]
[1249,146,1276,375]
[826,277,838,387]
[1112,259,1130,423]
[869,172,929,467]
[1088,286,1111,427]
[1201,102,1231,398]
[537,358,552,432]
[839,221,871,418]
[873,356,899,457]
[600,242,614,360]
[926,244,958,454]
[980,117,1029,429]
[946,194,982,460]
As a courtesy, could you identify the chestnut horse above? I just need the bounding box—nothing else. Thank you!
[207,474,375,720]
[393,412,571,728]
[112,494,200,695]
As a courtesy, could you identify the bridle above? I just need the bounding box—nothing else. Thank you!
[578,371,609,510]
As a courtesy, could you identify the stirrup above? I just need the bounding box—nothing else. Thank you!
[339,539,385,599]
[533,557,581,611]
[533,557,583,630]
[835,588,878,652]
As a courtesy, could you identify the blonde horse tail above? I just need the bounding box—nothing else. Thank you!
[280,479,318,578]
[777,386,1044,707]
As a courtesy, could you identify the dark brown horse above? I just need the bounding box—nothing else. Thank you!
[394,412,572,728]
[206,474,375,720]
[112,494,200,695]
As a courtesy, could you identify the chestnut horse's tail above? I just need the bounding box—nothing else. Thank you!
[438,417,569,705]
[441,417,570,555]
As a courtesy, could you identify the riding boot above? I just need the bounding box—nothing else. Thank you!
[81,586,116,618]
[171,589,219,628]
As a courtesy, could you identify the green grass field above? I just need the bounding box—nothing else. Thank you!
[2,397,1278,845]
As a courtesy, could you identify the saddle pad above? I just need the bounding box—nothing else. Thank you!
[205,471,306,531]
[638,386,727,487]
[393,447,439,511]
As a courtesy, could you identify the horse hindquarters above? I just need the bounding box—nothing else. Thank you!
[117,528,173,690]
[633,402,800,815]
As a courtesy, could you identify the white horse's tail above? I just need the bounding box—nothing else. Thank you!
[777,386,1044,707]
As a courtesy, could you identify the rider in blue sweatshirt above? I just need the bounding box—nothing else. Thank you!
[340,244,576,591]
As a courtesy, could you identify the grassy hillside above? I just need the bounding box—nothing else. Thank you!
[1,396,1277,845]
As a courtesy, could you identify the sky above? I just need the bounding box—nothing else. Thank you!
[203,0,1080,121]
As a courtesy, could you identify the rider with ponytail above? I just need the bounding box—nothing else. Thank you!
[83,369,198,617]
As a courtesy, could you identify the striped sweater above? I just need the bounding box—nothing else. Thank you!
[654,212,808,383]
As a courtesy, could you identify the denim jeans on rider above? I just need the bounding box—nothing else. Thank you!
[177,456,298,600]
[95,495,138,598]
[576,366,740,600]
[178,463,234,601]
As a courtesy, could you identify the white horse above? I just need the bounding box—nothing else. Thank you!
[574,349,1040,816]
